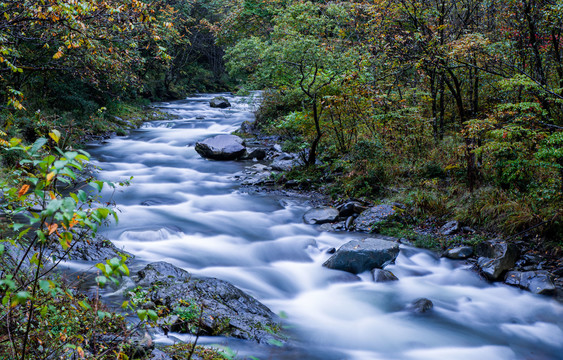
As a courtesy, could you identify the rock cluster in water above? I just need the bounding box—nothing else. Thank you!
[323,238,400,274]
[135,262,285,344]
[209,96,231,108]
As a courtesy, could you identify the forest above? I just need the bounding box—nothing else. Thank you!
[0,0,562,359]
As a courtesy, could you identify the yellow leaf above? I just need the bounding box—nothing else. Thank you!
[48,129,61,143]
[53,51,63,60]
[46,172,55,182]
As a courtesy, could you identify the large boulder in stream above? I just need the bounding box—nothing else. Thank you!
[209,96,231,108]
[323,238,400,274]
[135,262,284,345]
[195,134,246,160]
[505,270,556,295]
[475,240,518,281]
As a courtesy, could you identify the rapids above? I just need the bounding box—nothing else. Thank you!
[87,93,563,360]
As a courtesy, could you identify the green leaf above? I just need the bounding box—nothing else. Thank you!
[147,309,158,321]
[95,276,107,287]
[78,300,92,310]
[267,339,284,347]
[30,137,48,155]
[39,280,51,293]
[137,309,147,321]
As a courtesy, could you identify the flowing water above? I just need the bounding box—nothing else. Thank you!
[87,93,563,360]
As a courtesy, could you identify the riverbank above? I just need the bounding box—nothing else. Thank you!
[230,121,563,302]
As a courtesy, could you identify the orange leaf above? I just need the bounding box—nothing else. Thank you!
[47,223,58,235]
[18,184,30,197]
[46,172,55,182]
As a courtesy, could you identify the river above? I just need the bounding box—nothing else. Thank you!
[87,93,563,360]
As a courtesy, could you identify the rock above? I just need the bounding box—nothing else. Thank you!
[323,238,400,274]
[443,246,473,260]
[47,232,132,263]
[270,159,297,171]
[135,262,283,344]
[303,207,339,225]
[195,135,246,160]
[372,269,399,282]
[337,202,362,217]
[440,220,460,235]
[209,96,231,108]
[408,298,433,313]
[243,148,267,160]
[345,216,354,230]
[150,349,173,360]
[240,120,255,134]
[475,240,519,281]
[353,205,396,232]
[326,247,336,254]
[505,270,556,295]
[196,116,205,120]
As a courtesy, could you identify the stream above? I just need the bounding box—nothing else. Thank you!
[86,93,563,360]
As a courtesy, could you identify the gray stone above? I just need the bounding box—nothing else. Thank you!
[338,202,362,217]
[443,246,473,260]
[240,120,255,134]
[195,134,246,160]
[209,96,231,108]
[372,269,399,282]
[345,216,354,230]
[353,205,396,232]
[440,220,460,235]
[408,298,433,313]
[271,159,297,171]
[323,238,400,274]
[476,240,519,281]
[505,270,556,295]
[135,262,283,344]
[303,207,339,225]
[243,148,267,160]
[150,349,173,360]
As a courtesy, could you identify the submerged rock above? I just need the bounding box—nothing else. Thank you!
[353,205,396,232]
[323,238,400,274]
[195,134,246,160]
[475,240,518,281]
[505,270,556,295]
[209,96,231,108]
[303,207,339,225]
[443,246,473,260]
[135,262,284,344]
[372,269,399,282]
[408,298,433,313]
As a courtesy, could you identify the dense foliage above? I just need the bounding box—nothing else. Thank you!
[219,0,563,242]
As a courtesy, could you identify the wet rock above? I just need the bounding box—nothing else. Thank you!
[371,269,399,282]
[353,205,396,232]
[195,134,246,160]
[505,270,556,295]
[49,233,132,262]
[345,216,354,230]
[323,238,400,274]
[195,115,205,120]
[326,247,336,254]
[241,148,267,160]
[337,202,362,217]
[303,207,339,225]
[136,262,283,344]
[408,298,433,313]
[150,349,173,360]
[209,96,231,108]
[475,240,518,281]
[443,246,473,260]
[440,220,460,235]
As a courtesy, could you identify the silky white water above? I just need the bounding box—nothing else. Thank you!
[88,93,563,360]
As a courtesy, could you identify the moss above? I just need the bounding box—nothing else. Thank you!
[158,343,230,360]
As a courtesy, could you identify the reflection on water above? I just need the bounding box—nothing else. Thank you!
[88,93,563,360]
